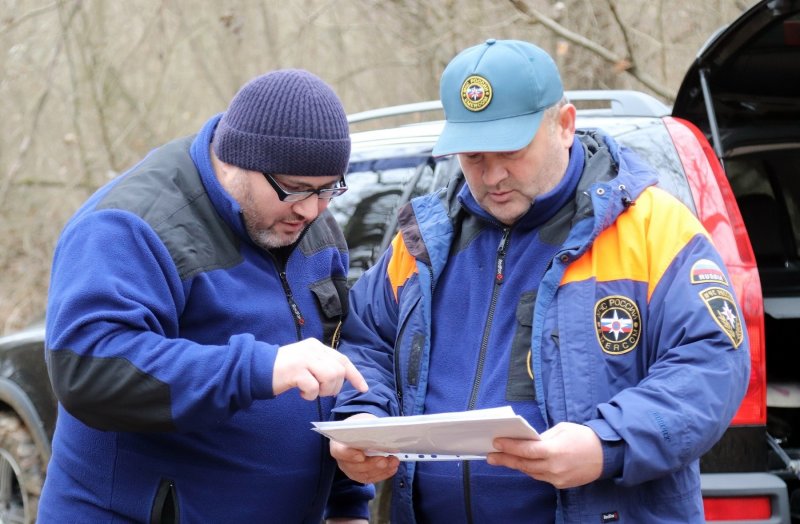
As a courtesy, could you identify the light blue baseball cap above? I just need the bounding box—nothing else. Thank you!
[432,39,564,157]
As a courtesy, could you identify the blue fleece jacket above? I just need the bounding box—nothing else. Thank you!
[39,115,371,523]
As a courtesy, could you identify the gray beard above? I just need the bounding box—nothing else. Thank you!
[246,220,303,251]
[239,188,303,250]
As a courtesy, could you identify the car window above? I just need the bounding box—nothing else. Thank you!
[608,123,698,214]
[330,155,456,284]
[727,150,800,265]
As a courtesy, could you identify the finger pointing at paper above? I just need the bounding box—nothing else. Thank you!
[272,338,369,400]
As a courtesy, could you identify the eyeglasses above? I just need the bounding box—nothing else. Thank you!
[263,173,348,202]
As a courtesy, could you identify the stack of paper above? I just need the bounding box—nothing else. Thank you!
[312,406,539,461]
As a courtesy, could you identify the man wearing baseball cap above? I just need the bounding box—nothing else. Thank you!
[331,40,749,523]
[40,70,371,523]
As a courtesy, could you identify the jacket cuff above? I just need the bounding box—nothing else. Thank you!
[331,404,389,421]
[599,439,625,479]
[323,473,374,520]
[251,341,279,399]
[584,419,624,479]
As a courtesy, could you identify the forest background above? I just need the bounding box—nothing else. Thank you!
[0,0,757,334]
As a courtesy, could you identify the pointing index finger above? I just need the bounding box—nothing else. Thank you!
[342,357,368,392]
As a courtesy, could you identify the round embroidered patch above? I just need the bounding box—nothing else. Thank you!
[595,295,642,355]
[460,75,492,111]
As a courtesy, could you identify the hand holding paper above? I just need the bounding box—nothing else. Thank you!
[327,413,400,486]
[488,421,604,488]
[314,406,539,461]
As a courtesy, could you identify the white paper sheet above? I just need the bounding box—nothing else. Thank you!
[312,406,540,461]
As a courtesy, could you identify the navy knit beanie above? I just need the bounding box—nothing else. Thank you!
[213,69,350,177]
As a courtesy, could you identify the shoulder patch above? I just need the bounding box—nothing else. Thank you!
[595,295,641,355]
[699,287,744,348]
[690,259,728,286]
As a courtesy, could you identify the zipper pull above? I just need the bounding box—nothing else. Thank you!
[496,228,511,284]
[279,271,305,326]
[289,300,305,326]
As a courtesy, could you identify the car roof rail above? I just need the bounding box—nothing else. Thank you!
[347,89,669,125]
[347,100,444,124]
[567,90,670,117]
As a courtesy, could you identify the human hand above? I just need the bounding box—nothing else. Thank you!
[487,421,603,489]
[272,338,368,400]
[329,413,400,484]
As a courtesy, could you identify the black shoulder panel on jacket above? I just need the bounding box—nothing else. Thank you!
[96,137,242,280]
[451,212,488,255]
[300,209,347,256]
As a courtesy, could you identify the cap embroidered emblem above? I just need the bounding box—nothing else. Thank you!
[460,75,492,111]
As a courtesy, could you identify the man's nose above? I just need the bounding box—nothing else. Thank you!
[291,193,326,220]
[483,157,509,186]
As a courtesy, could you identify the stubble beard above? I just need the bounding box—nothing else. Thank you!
[240,189,304,251]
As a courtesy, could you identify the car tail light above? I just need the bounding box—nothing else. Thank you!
[704,496,772,520]
[663,116,767,426]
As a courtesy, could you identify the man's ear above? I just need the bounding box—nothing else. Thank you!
[558,104,577,146]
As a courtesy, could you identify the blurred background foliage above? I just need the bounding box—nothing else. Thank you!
[0,0,755,333]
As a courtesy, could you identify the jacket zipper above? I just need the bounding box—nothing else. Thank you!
[150,478,178,524]
[278,268,305,338]
[463,227,511,524]
[278,262,328,511]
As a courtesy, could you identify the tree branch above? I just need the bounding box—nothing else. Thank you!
[507,0,673,101]
[0,2,59,35]
[606,0,635,72]
[0,1,77,207]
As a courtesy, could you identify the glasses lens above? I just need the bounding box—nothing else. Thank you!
[282,191,314,203]
[267,174,347,202]
[317,186,348,200]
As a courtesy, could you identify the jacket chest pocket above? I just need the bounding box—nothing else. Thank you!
[396,293,425,414]
[309,276,348,348]
[507,290,537,401]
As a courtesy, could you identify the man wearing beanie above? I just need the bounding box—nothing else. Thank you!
[39,69,371,523]
[331,40,749,523]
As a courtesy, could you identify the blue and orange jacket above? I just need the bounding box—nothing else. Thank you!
[334,130,751,523]
[40,115,371,523]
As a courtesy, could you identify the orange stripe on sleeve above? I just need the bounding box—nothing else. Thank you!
[387,233,419,301]
[562,187,709,301]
